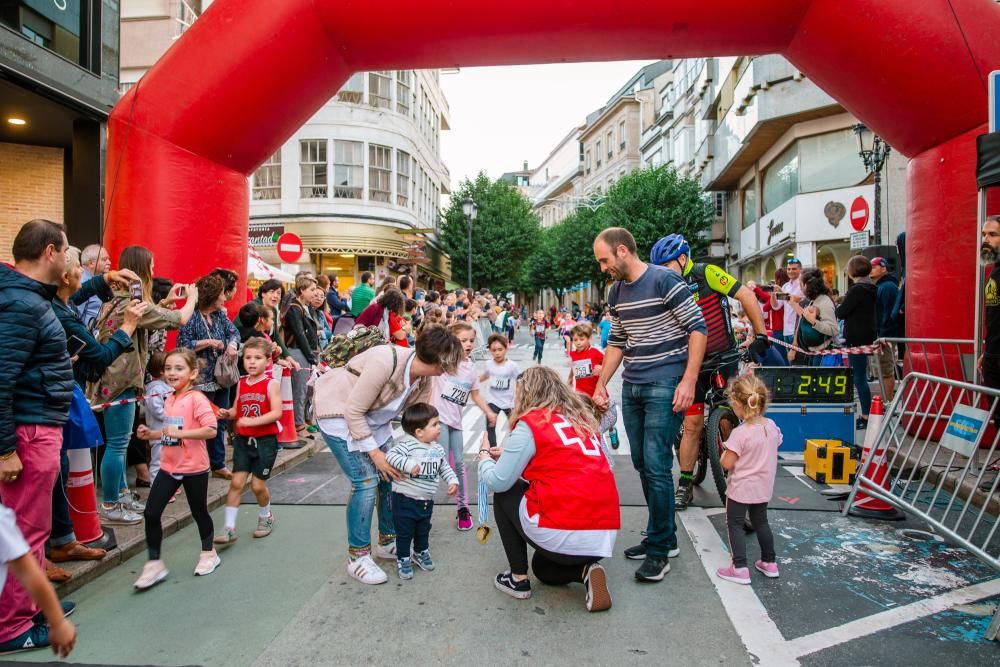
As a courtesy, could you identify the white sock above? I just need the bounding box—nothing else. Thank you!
[224,506,239,530]
[259,504,271,518]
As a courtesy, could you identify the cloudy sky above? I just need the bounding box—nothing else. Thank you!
[439,61,655,192]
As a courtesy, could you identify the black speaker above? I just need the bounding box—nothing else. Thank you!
[859,245,901,276]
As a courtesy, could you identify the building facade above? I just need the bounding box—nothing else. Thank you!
[248,70,452,291]
[1,0,121,260]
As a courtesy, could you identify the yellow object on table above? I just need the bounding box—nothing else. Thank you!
[804,439,857,485]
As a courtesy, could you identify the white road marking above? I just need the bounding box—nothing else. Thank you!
[678,507,799,666]
[786,577,1000,659]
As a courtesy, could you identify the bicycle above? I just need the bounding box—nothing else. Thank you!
[674,351,747,502]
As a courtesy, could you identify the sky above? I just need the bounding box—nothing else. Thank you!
[439,61,655,193]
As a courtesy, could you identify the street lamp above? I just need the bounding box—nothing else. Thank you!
[462,197,478,289]
[853,123,891,246]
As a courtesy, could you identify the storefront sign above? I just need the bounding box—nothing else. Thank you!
[766,219,786,245]
[248,224,284,247]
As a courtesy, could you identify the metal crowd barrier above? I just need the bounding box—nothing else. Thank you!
[873,337,976,402]
[843,371,1000,640]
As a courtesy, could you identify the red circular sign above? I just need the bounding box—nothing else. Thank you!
[850,196,870,232]
[276,233,304,263]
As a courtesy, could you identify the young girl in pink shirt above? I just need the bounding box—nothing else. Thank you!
[134,348,221,590]
[716,375,783,585]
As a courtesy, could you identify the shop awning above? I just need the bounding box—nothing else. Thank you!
[248,247,295,282]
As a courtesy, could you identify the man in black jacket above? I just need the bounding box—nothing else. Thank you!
[872,257,901,400]
[0,219,76,653]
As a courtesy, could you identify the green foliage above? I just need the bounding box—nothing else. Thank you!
[600,165,715,262]
[520,165,715,296]
[440,172,540,294]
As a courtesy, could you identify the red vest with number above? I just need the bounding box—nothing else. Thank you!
[235,376,279,437]
[519,409,620,530]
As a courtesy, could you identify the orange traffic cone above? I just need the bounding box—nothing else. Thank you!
[848,396,905,520]
[277,365,304,449]
[65,449,117,549]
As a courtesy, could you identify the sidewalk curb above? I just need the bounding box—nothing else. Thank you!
[54,438,323,595]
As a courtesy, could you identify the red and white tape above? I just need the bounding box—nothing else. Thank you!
[764,335,888,357]
[92,390,173,410]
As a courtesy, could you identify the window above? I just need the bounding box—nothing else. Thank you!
[252,151,281,201]
[596,140,602,167]
[396,71,412,116]
[368,71,392,109]
[396,150,411,207]
[369,144,391,203]
[742,183,758,229]
[1,0,99,72]
[332,140,363,199]
[337,73,364,104]
[299,140,327,198]
[585,150,592,175]
[762,145,799,213]
[798,129,868,193]
[619,119,627,149]
[606,131,614,159]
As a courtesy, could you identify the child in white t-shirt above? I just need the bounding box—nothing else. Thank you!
[433,322,496,532]
[480,333,520,448]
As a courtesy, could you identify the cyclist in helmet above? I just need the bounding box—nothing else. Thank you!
[650,234,769,510]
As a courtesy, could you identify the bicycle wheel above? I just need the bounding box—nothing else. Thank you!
[706,405,740,502]
[672,424,707,486]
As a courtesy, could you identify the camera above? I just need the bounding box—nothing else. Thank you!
[759,284,775,292]
[129,280,142,301]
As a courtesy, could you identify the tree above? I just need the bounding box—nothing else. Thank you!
[557,206,610,294]
[599,165,716,262]
[439,172,540,293]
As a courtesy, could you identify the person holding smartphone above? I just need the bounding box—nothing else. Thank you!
[47,247,150,576]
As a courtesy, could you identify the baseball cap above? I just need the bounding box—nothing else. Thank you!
[871,257,888,268]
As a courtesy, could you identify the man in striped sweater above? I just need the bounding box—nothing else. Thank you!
[592,227,707,583]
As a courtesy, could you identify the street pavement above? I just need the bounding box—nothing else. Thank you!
[4,327,998,665]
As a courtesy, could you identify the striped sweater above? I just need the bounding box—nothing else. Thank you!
[607,263,707,383]
[386,437,458,500]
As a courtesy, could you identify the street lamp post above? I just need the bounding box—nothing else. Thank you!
[853,123,891,246]
[462,197,478,289]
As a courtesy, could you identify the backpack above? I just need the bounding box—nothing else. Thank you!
[320,325,388,372]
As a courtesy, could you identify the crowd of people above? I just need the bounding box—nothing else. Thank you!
[2,214,916,657]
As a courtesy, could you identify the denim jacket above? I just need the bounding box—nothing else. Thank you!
[177,309,241,391]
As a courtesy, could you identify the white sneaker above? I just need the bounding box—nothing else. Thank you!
[194,550,221,576]
[347,555,387,585]
[373,541,397,560]
[134,560,168,590]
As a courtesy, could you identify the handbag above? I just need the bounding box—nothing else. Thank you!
[214,352,240,388]
[64,383,104,450]
[798,318,830,349]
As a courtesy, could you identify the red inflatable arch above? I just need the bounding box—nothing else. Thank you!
[104,0,1000,340]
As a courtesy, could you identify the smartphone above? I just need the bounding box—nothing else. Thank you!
[759,284,775,292]
[129,280,142,300]
[775,292,790,301]
[176,285,186,297]
[68,334,87,357]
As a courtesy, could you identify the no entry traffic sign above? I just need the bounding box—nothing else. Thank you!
[276,233,304,263]
[850,196,869,232]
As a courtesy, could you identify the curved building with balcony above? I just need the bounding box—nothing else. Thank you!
[249,70,452,291]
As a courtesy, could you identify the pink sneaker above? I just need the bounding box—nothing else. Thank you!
[457,507,473,531]
[716,565,751,584]
[755,560,780,578]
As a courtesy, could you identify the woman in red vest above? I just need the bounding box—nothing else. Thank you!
[478,366,620,612]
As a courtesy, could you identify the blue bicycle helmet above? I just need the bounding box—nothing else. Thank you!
[650,234,690,265]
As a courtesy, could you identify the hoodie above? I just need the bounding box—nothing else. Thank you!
[0,264,73,454]
[875,273,902,337]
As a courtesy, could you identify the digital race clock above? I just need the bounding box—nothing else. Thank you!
[754,367,854,404]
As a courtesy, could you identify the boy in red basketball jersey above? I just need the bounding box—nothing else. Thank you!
[213,339,282,544]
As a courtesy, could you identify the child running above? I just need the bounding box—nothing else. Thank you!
[567,322,620,450]
[433,321,496,531]
[213,339,283,546]
[531,310,548,364]
[134,348,220,590]
[385,403,458,580]
[716,375,783,585]
[480,334,520,447]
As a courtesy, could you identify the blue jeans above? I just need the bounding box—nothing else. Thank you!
[323,433,395,555]
[440,423,467,510]
[620,378,682,558]
[533,337,544,363]
[206,388,231,470]
[848,353,872,417]
[101,389,135,503]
